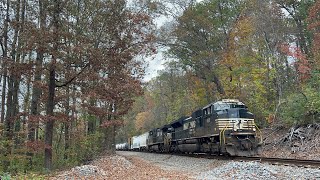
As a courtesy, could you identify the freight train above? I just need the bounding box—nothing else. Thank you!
[116,99,262,156]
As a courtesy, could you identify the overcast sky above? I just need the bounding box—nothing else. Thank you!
[143,0,204,82]
[143,13,173,82]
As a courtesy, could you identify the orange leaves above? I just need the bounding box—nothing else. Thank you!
[101,120,124,128]
[189,75,207,105]
[28,115,47,123]
[220,16,257,98]
[308,1,320,25]
[28,113,70,123]
[308,1,320,70]
[135,112,151,131]
[26,140,50,153]
[221,16,255,70]
[84,105,109,117]
[279,44,311,82]
[230,17,255,48]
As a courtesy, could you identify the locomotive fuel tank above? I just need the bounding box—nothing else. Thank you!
[178,143,200,152]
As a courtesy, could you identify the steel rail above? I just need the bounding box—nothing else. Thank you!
[118,151,320,168]
[156,152,320,168]
[232,156,320,168]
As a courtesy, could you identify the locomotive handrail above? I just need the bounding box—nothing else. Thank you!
[219,122,230,145]
[253,123,263,144]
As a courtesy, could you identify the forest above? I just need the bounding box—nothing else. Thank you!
[119,0,320,141]
[0,0,319,177]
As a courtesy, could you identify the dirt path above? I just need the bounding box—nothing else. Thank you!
[50,152,191,180]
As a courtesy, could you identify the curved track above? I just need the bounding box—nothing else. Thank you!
[178,153,320,168]
[118,150,320,168]
[233,156,320,168]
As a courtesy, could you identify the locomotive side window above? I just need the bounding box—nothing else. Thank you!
[208,106,211,114]
[206,106,211,123]
[203,107,211,115]
[183,121,195,130]
[190,121,195,128]
[183,122,189,130]
[198,117,203,127]
[157,129,162,137]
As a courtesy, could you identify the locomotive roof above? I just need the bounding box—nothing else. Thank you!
[169,116,188,128]
[183,117,192,122]
[203,99,245,109]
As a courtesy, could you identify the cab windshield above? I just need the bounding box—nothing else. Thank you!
[214,103,247,111]
[217,108,253,119]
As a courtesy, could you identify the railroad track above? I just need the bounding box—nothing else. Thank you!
[168,152,320,168]
[120,151,320,168]
[233,156,320,168]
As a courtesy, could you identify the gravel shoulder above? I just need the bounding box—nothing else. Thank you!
[116,151,226,173]
[50,152,191,180]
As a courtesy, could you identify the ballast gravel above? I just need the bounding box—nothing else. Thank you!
[118,151,320,180]
[50,152,190,179]
[196,161,320,180]
[51,151,320,179]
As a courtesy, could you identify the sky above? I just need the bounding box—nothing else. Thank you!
[143,14,172,82]
[143,50,167,82]
[143,0,204,82]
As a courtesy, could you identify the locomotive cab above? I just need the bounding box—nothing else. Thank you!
[214,99,262,156]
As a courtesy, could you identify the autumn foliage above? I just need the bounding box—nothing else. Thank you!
[0,0,155,174]
[1,0,320,176]
[118,0,320,139]
[279,44,311,82]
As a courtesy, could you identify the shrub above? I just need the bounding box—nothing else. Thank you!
[279,87,320,126]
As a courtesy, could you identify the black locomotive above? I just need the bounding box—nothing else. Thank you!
[118,99,262,156]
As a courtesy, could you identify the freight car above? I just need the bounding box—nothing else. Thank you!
[116,99,262,156]
[131,132,149,151]
[115,143,128,150]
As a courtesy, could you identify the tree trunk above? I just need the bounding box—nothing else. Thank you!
[70,85,76,148]
[23,53,32,126]
[44,0,59,170]
[6,0,21,126]
[88,100,96,134]
[104,127,115,152]
[296,19,309,55]
[11,0,22,133]
[28,1,45,167]
[212,73,225,96]
[4,0,22,171]
[103,103,116,153]
[44,64,55,170]
[21,0,28,127]
[64,87,70,159]
[1,0,10,123]
[28,54,44,141]
[3,78,13,172]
